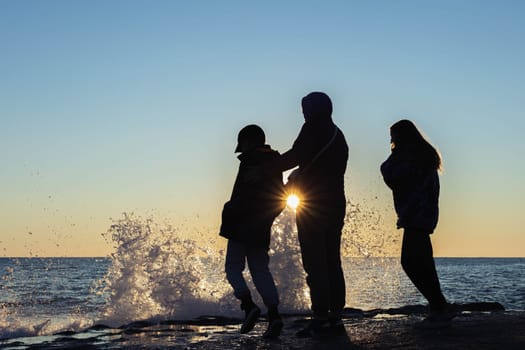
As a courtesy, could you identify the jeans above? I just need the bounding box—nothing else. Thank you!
[401,228,448,311]
[296,208,346,320]
[225,239,279,307]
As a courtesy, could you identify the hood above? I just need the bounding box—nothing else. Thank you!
[302,91,334,124]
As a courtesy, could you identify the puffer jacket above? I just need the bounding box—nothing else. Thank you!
[381,151,440,233]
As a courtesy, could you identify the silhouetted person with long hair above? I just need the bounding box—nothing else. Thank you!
[381,119,455,329]
[219,125,285,338]
[275,92,349,337]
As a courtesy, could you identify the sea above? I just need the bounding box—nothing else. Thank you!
[1,211,524,342]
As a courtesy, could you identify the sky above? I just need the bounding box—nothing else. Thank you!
[1,0,524,257]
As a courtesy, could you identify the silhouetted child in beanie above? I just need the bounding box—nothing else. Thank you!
[219,124,285,338]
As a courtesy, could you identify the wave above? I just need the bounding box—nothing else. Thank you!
[0,199,397,340]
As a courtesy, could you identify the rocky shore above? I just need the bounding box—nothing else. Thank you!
[2,303,524,349]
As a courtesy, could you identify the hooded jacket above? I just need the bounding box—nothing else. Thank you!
[381,150,440,233]
[278,114,348,215]
[220,145,285,248]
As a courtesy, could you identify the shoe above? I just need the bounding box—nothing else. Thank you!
[263,318,283,339]
[295,318,331,338]
[240,305,261,334]
[329,318,346,336]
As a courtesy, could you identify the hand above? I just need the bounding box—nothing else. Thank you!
[288,168,301,182]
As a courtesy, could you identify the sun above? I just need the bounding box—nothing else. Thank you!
[286,194,300,210]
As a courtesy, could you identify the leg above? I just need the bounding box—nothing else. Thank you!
[295,210,349,338]
[225,239,250,299]
[246,246,279,308]
[401,228,447,311]
[325,219,346,318]
[245,246,283,339]
[225,240,261,334]
[296,212,331,320]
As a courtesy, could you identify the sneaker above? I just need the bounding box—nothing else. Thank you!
[295,318,331,338]
[240,305,261,334]
[262,318,283,339]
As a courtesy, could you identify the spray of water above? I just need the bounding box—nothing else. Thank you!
[0,195,399,338]
[342,198,399,257]
[96,209,311,326]
[96,195,399,326]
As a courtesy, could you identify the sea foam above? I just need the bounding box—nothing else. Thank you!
[95,209,310,326]
[95,198,395,326]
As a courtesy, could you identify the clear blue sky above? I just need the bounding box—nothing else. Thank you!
[1,1,524,256]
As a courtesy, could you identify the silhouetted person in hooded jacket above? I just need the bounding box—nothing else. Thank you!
[274,92,349,337]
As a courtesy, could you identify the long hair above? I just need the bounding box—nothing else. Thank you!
[390,119,442,171]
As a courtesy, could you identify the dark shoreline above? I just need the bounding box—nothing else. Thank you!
[2,303,524,349]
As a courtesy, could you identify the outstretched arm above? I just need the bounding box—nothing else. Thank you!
[275,148,300,172]
[273,123,311,171]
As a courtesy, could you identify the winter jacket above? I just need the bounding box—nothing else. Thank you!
[279,119,348,212]
[219,145,285,248]
[381,151,440,233]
